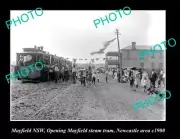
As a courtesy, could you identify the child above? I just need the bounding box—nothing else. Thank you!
[157,76,162,88]
[143,77,148,92]
[82,71,86,86]
[92,72,96,85]
[147,84,156,95]
[80,71,85,86]
[129,75,134,88]
[96,72,100,82]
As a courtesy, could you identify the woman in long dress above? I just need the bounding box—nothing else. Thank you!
[134,70,140,89]
[114,71,118,80]
[141,70,148,87]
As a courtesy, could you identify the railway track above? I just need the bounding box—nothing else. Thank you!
[11,82,72,120]
[11,82,68,103]
[28,86,73,120]
[29,84,85,120]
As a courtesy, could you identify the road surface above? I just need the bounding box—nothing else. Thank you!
[11,74,165,120]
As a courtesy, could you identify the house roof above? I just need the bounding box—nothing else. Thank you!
[106,52,119,56]
[122,45,151,50]
[122,45,166,50]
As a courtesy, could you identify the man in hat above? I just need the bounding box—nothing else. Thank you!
[72,65,76,84]
[150,69,157,88]
[117,70,121,83]
[49,65,54,83]
[54,64,59,83]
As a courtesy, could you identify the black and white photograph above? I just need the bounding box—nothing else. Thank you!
[10,10,166,121]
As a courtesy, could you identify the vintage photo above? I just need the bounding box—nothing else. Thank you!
[10,10,166,121]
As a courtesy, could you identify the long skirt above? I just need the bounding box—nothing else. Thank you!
[135,78,140,86]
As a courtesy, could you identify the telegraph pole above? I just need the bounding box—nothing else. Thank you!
[115,29,122,74]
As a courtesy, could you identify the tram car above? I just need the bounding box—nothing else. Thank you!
[14,46,72,82]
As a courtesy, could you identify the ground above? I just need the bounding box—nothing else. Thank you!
[11,74,165,120]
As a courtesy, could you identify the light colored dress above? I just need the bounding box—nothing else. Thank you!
[141,72,148,86]
[114,72,118,80]
[134,71,140,86]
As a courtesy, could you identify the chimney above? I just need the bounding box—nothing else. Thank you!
[34,45,36,48]
[132,42,136,49]
[41,46,43,50]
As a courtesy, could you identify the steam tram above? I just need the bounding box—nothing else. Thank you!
[15,46,72,82]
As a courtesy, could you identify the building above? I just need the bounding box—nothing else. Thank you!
[105,42,165,74]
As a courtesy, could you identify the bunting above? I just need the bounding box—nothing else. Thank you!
[91,59,94,63]
[73,58,77,63]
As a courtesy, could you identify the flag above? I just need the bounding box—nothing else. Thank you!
[73,58,77,63]
[90,38,116,55]
[90,52,97,55]
[103,38,116,49]
[90,49,105,55]
[91,59,94,63]
[99,48,106,52]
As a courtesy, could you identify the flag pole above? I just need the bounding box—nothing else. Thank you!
[115,29,122,75]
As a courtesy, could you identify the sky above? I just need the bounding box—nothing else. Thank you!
[10,10,165,65]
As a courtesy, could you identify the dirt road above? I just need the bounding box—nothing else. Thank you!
[11,75,165,120]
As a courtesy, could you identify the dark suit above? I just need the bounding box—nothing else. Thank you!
[150,72,157,87]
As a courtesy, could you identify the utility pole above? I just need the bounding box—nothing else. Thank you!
[115,29,122,74]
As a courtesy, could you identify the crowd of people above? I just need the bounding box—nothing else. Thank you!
[128,69,165,95]
[48,64,72,83]
[105,67,166,95]
[77,67,100,86]
[47,65,166,96]
[48,65,102,86]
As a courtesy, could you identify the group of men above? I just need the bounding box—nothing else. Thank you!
[48,65,77,83]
